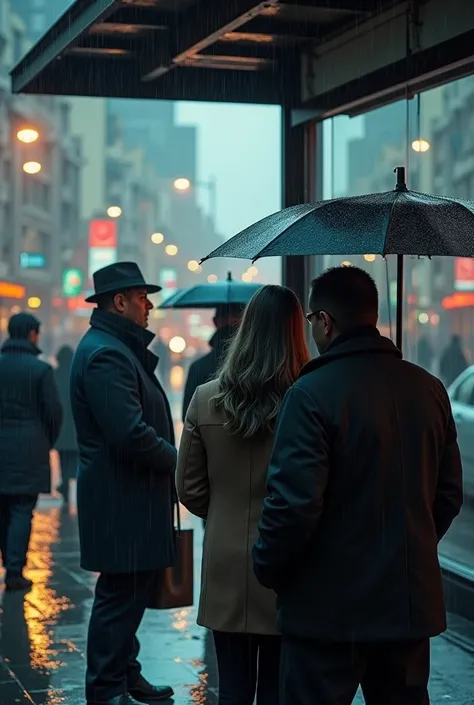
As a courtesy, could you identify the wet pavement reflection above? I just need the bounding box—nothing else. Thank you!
[0,499,217,705]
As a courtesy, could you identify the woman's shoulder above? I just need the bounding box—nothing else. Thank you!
[196,377,220,399]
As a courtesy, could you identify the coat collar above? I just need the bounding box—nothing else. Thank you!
[1,338,42,356]
[300,325,402,377]
[90,308,158,376]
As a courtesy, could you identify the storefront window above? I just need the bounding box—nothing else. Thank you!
[318,76,474,574]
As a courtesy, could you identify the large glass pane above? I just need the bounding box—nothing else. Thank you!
[318,81,474,574]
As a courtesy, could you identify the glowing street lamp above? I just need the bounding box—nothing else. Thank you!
[151,232,164,244]
[17,128,39,144]
[107,206,122,218]
[27,296,42,309]
[169,336,186,353]
[248,265,258,276]
[188,260,199,271]
[242,272,252,282]
[22,161,42,174]
[341,260,352,267]
[364,254,376,262]
[165,244,178,256]
[411,138,430,153]
[173,177,191,191]
[207,274,218,283]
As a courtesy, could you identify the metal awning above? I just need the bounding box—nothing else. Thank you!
[9,0,399,106]
[10,0,474,116]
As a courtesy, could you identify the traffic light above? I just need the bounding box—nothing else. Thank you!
[62,269,83,297]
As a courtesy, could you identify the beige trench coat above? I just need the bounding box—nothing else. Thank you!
[176,379,279,635]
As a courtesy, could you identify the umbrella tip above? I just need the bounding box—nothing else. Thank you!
[227,271,232,281]
[394,166,407,191]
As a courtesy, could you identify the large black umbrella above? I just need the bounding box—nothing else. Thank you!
[201,167,474,350]
[159,271,261,309]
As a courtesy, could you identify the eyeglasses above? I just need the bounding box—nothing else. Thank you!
[305,310,336,324]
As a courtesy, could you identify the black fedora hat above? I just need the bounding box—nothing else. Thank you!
[85,262,161,304]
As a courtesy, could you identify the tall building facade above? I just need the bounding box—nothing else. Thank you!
[0,0,82,350]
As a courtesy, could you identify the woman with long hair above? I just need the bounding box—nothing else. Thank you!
[176,285,310,705]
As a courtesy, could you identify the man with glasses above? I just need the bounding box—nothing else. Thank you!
[253,265,463,705]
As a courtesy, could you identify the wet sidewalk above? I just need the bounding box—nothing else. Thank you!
[1,498,474,705]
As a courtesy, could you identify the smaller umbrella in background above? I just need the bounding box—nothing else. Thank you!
[159,272,262,309]
[200,167,474,351]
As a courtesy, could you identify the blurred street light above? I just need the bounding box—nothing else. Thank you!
[341,261,352,267]
[107,206,122,218]
[17,128,39,144]
[169,336,186,353]
[207,274,218,283]
[165,244,178,256]
[172,176,217,225]
[188,260,199,271]
[23,161,42,174]
[364,254,376,262]
[151,232,164,244]
[411,139,430,153]
[27,296,42,309]
[242,272,252,282]
[248,265,258,276]
[173,177,191,191]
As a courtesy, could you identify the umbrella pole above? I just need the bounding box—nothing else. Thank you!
[395,254,404,352]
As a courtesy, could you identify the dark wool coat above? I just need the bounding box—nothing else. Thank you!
[0,339,62,495]
[70,309,177,573]
[253,326,463,642]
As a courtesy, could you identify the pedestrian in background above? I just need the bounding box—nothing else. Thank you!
[177,285,310,705]
[182,303,243,421]
[253,266,463,705]
[440,334,468,387]
[71,262,176,705]
[0,312,62,592]
[54,345,78,506]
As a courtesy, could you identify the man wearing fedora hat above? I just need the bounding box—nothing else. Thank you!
[70,262,177,705]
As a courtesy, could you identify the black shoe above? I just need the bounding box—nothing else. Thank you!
[129,675,174,702]
[87,694,143,705]
[5,574,32,592]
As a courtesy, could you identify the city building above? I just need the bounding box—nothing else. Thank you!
[0,0,82,350]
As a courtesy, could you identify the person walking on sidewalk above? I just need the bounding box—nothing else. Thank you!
[70,263,177,705]
[177,285,310,705]
[0,312,62,591]
[253,266,463,705]
[54,345,78,506]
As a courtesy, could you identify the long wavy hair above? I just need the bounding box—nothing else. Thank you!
[211,285,310,438]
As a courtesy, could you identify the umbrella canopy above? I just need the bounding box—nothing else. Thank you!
[200,167,474,263]
[159,272,261,309]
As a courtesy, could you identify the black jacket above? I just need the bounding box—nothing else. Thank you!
[182,326,235,421]
[70,309,177,573]
[0,339,62,495]
[253,327,463,642]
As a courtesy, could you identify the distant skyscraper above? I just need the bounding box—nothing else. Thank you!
[15,0,71,42]
[108,100,197,184]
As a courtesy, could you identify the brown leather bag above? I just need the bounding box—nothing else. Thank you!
[147,503,194,610]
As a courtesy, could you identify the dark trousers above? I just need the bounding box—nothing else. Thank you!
[0,493,38,575]
[280,636,430,705]
[213,631,282,705]
[86,570,158,702]
[58,450,78,499]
